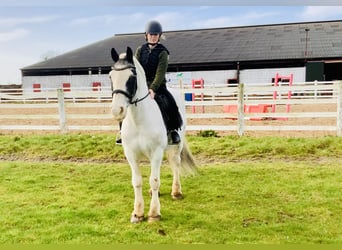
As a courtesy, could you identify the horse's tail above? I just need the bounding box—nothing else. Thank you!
[180,138,197,175]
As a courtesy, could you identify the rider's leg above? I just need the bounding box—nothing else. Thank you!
[154,86,182,145]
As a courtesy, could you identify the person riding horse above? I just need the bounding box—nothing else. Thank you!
[116,20,182,145]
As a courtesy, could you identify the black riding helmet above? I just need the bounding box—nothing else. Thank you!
[145,20,162,35]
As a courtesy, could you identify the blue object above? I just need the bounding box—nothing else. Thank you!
[185,93,192,101]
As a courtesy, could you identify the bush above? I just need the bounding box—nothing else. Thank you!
[197,130,219,137]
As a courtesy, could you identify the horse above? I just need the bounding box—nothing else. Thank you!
[109,47,196,223]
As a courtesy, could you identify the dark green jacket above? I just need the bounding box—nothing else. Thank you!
[135,44,169,92]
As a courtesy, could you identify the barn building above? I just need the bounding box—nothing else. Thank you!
[21,20,342,93]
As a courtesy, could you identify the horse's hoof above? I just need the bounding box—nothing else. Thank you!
[130,214,144,223]
[147,215,161,223]
[172,193,183,200]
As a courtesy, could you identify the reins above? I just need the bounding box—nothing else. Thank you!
[112,89,149,106]
[111,64,150,106]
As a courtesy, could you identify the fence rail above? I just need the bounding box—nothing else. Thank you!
[1,81,341,136]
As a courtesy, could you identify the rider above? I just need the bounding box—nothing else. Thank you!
[116,20,182,145]
[136,20,183,144]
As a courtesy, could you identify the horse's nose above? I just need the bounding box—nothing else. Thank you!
[111,104,126,120]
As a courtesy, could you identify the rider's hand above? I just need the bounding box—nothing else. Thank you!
[149,89,155,99]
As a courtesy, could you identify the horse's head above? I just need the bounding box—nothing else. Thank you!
[109,47,138,121]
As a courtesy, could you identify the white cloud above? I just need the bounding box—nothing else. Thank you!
[151,12,187,30]
[0,16,60,27]
[70,13,147,26]
[300,6,342,21]
[0,29,30,42]
[0,49,34,84]
[70,15,111,26]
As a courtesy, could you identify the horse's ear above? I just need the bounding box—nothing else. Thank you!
[111,48,119,62]
[126,47,133,64]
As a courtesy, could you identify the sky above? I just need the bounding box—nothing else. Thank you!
[1,0,342,84]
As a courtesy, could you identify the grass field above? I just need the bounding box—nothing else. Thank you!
[0,134,341,243]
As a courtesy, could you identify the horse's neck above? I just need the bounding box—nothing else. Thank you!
[126,92,157,130]
[127,57,155,123]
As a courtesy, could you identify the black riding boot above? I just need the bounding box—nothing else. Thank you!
[154,85,183,145]
[170,130,181,145]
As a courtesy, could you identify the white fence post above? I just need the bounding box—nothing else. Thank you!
[237,83,245,136]
[57,89,67,133]
[337,81,342,136]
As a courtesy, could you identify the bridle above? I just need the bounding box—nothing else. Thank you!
[111,64,149,106]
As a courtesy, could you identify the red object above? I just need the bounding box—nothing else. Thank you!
[62,83,71,92]
[223,104,272,120]
[92,82,101,91]
[272,73,293,113]
[192,78,205,113]
[33,83,41,92]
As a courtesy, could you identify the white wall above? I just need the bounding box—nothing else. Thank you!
[240,67,305,85]
[22,66,306,93]
[167,70,237,87]
[22,74,111,94]
[167,67,305,87]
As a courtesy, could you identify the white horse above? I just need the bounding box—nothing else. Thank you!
[109,47,196,223]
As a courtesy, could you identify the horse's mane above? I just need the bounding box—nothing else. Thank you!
[133,56,147,88]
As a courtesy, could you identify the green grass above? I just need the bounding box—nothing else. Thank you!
[1,133,342,162]
[0,134,342,243]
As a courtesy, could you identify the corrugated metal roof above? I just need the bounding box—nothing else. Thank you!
[22,20,342,71]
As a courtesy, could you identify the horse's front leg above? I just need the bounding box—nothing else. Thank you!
[148,150,163,222]
[128,158,144,223]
